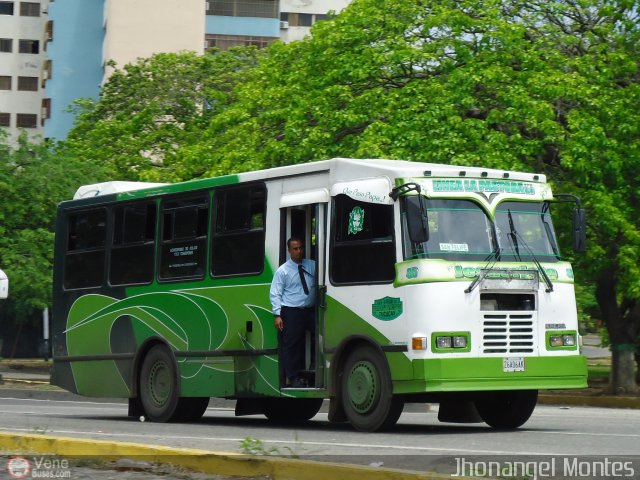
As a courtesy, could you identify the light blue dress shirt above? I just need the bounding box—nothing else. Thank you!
[270,258,316,315]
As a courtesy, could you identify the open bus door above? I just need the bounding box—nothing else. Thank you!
[279,197,328,390]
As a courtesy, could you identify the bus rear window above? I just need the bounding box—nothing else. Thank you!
[64,208,107,289]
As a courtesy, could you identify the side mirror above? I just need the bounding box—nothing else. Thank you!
[572,208,587,252]
[0,269,7,299]
[407,197,429,244]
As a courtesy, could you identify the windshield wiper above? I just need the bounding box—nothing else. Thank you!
[541,202,559,256]
[507,210,554,293]
[507,209,521,261]
[465,247,501,293]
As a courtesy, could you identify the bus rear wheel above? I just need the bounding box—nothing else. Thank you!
[139,344,180,422]
[263,397,323,423]
[474,390,538,429]
[340,345,403,432]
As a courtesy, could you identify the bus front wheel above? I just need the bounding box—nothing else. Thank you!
[139,344,180,422]
[474,390,538,429]
[340,345,403,432]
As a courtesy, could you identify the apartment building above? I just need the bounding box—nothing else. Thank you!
[0,0,50,146]
[44,0,352,142]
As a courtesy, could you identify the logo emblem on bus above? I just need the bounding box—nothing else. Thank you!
[372,297,403,321]
[348,206,365,235]
[406,267,418,279]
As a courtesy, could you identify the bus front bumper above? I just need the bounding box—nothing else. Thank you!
[394,355,588,394]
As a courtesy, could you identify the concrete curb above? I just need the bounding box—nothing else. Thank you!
[538,394,640,409]
[0,432,459,480]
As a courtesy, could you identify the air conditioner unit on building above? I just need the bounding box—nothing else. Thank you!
[280,21,289,29]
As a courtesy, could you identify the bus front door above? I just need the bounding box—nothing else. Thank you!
[279,203,327,389]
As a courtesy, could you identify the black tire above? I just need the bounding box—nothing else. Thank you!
[263,397,323,423]
[139,344,180,422]
[474,390,538,429]
[340,345,404,432]
[174,397,210,422]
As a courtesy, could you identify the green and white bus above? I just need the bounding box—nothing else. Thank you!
[51,158,587,432]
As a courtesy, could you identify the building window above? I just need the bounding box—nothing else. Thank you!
[0,38,12,52]
[212,184,266,277]
[281,12,329,27]
[45,19,53,42]
[16,113,37,128]
[18,39,39,54]
[17,76,38,91]
[19,1,39,16]
[0,113,9,127]
[206,34,275,51]
[0,76,11,90]
[42,59,52,86]
[0,2,14,15]
[206,0,277,19]
[41,97,50,123]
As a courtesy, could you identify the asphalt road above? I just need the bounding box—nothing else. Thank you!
[0,387,638,475]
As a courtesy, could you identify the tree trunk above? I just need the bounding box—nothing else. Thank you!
[609,347,638,394]
[595,268,639,394]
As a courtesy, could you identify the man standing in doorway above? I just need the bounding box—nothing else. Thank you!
[270,237,316,388]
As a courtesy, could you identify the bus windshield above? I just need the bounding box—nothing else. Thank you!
[402,197,561,262]
[494,201,560,262]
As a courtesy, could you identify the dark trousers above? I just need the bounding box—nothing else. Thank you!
[280,306,315,382]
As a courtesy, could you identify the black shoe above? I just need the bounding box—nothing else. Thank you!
[291,378,307,388]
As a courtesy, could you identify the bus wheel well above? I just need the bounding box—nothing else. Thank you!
[330,336,386,396]
[131,337,175,397]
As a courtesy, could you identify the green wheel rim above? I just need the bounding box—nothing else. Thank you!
[148,361,171,407]
[347,360,379,414]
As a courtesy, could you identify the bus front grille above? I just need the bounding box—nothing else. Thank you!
[482,314,534,353]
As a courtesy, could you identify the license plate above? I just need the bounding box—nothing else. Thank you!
[503,357,525,372]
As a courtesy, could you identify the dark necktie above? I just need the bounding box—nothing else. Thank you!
[298,264,309,295]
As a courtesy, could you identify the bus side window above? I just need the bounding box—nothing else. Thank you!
[159,196,209,280]
[64,208,107,289]
[330,194,395,285]
[110,202,156,286]
[212,185,266,277]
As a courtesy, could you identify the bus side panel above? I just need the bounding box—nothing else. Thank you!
[151,285,280,398]
[324,294,413,383]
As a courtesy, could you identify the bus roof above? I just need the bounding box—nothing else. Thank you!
[73,181,168,199]
[72,158,546,201]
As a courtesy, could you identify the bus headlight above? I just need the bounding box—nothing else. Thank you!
[433,332,471,352]
[549,335,563,347]
[547,331,578,349]
[453,336,467,348]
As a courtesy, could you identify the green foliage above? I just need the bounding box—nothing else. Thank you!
[0,131,107,324]
[239,435,298,457]
[59,49,262,182]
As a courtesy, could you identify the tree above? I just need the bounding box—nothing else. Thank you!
[59,49,262,182]
[0,131,107,355]
[190,0,639,391]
